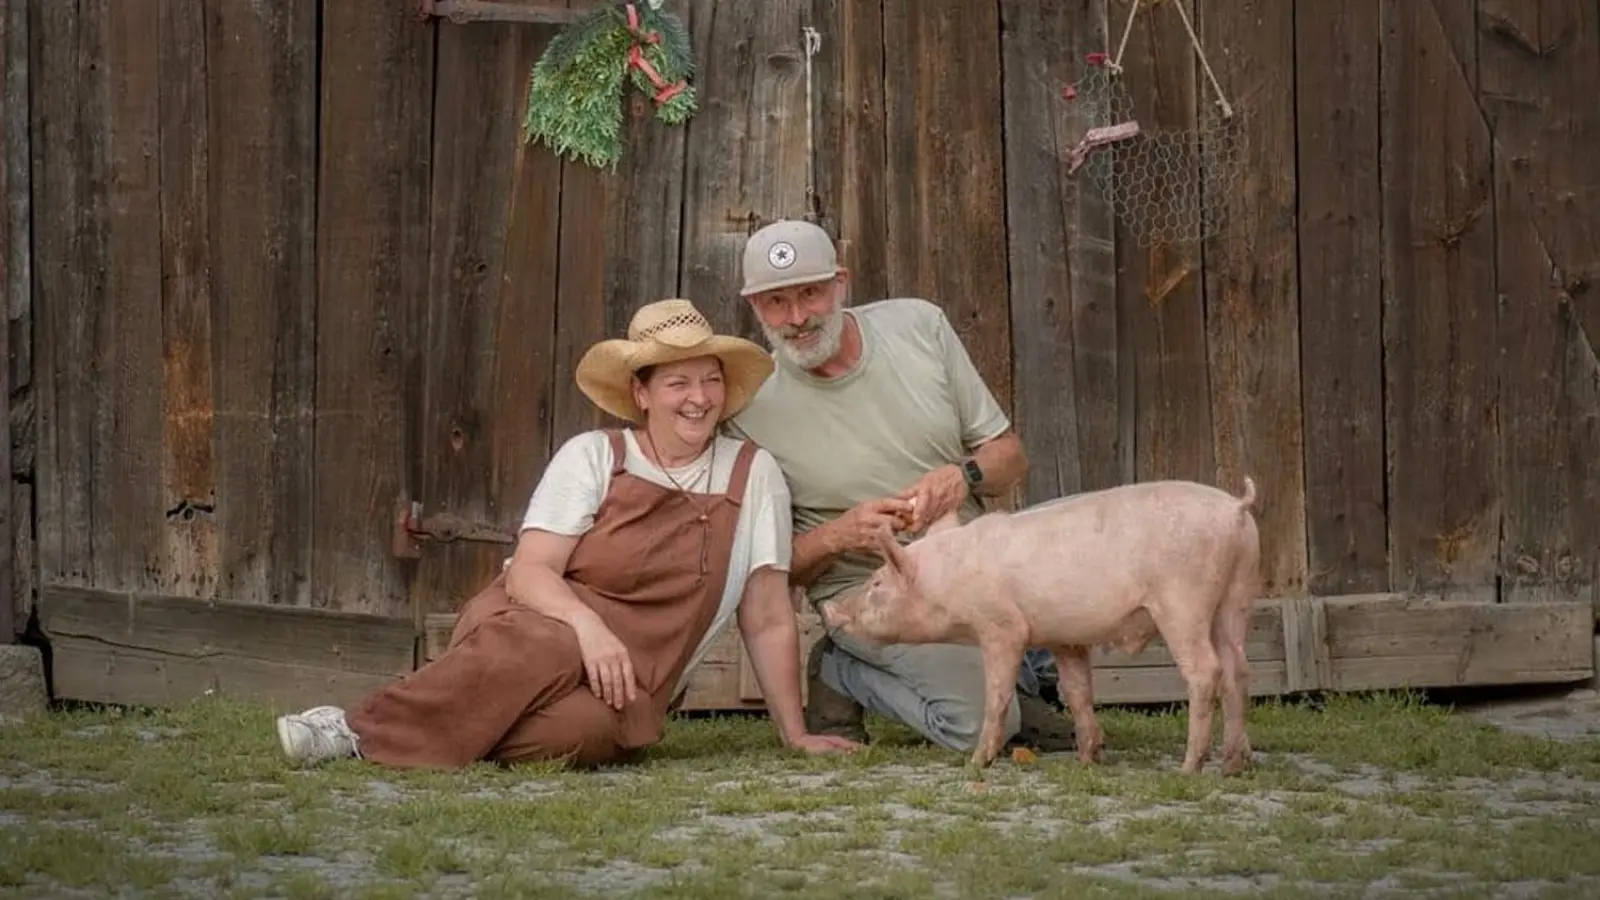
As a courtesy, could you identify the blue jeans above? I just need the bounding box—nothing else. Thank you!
[1016,647,1059,698]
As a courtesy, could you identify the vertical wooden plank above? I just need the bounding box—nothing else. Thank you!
[1197,0,1308,596]
[206,1,318,606]
[1295,0,1387,596]
[30,4,93,588]
[0,0,12,637]
[1380,0,1499,601]
[679,0,813,342]
[881,0,1011,412]
[1479,0,1600,607]
[414,22,562,615]
[3,0,28,414]
[157,0,217,600]
[97,0,166,596]
[550,0,691,443]
[1000,0,1123,502]
[313,0,436,616]
[1111,0,1214,486]
[4,5,30,641]
[810,0,889,305]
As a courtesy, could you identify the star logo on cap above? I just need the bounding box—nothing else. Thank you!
[768,241,797,270]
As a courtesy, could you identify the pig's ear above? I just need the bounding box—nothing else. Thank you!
[874,527,914,580]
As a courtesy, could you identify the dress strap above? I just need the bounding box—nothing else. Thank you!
[604,429,629,477]
[724,440,760,503]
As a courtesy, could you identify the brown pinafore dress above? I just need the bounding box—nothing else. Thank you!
[347,429,758,768]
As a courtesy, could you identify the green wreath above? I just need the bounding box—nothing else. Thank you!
[520,0,697,170]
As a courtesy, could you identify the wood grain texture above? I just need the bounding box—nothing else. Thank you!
[1322,594,1593,689]
[30,5,99,590]
[98,0,166,594]
[1380,0,1500,599]
[312,0,436,616]
[1001,0,1123,504]
[0,0,13,636]
[157,0,218,601]
[882,0,1012,412]
[810,0,889,304]
[1294,0,1387,596]
[678,0,813,342]
[413,23,561,615]
[40,585,416,711]
[1197,0,1307,596]
[1112,0,1214,485]
[2,0,27,415]
[1479,0,1600,609]
[206,0,318,606]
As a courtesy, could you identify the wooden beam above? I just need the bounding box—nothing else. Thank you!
[39,586,417,711]
[420,0,593,26]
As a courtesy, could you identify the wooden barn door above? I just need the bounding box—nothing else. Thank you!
[28,1,427,711]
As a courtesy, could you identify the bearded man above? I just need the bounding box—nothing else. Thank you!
[721,219,1074,754]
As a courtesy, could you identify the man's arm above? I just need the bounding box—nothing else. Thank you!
[787,495,914,588]
[789,523,844,588]
[966,428,1028,498]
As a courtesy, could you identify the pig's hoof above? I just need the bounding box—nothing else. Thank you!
[1221,752,1252,777]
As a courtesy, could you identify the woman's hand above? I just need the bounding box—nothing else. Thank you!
[572,617,639,710]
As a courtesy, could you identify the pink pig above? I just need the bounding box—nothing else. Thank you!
[819,477,1261,775]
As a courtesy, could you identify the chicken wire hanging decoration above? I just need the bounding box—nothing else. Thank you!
[1063,0,1248,248]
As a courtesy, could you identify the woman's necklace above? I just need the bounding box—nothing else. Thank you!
[641,427,714,496]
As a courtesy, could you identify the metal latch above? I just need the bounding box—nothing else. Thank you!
[393,498,516,559]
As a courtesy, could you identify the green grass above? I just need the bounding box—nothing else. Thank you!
[0,690,1596,898]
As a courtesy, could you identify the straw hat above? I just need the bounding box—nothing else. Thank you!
[574,298,775,423]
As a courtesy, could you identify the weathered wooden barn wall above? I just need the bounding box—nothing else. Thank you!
[6,0,1597,710]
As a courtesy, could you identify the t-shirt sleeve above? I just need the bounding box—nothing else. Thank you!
[740,447,794,574]
[520,431,611,536]
[932,305,1011,447]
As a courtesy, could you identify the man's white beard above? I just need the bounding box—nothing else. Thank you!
[764,307,845,370]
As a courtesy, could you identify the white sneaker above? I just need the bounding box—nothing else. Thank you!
[276,705,361,764]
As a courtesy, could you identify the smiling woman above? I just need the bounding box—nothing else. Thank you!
[274,299,862,771]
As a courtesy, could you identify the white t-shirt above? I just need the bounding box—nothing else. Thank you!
[518,428,793,696]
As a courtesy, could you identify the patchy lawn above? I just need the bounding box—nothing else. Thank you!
[1,690,1598,899]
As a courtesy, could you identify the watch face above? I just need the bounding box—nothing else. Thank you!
[963,460,982,484]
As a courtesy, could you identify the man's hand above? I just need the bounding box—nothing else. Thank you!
[571,617,640,710]
[896,464,968,533]
[786,733,864,755]
[827,496,916,554]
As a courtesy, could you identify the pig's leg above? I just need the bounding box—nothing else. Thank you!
[1213,588,1254,776]
[970,631,1027,771]
[1159,609,1222,774]
[1212,605,1251,775]
[1051,644,1102,765]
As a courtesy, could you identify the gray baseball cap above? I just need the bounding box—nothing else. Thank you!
[740,220,840,297]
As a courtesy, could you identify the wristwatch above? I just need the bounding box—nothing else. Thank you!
[959,457,984,490]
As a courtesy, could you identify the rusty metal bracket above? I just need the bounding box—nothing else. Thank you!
[417,0,594,25]
[393,497,516,559]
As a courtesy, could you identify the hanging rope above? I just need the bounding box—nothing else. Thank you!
[802,25,822,222]
[1106,0,1233,118]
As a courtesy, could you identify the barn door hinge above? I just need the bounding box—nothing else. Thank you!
[392,497,517,559]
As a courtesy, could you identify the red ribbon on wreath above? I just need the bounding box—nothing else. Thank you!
[624,3,687,105]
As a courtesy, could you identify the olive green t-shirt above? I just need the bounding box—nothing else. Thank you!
[723,297,1011,607]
